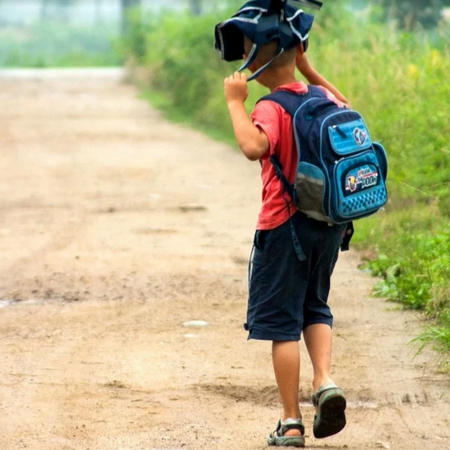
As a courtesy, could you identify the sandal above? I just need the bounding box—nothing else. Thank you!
[267,418,305,447]
[312,383,347,439]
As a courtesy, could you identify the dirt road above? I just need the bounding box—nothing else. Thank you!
[0,69,449,450]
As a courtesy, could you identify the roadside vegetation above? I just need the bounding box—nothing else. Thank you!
[119,2,450,360]
[0,21,122,68]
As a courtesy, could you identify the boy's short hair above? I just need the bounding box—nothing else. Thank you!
[244,36,296,69]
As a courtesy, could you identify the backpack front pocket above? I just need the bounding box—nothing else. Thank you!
[332,150,387,221]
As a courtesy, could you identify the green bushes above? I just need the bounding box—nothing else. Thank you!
[368,220,450,311]
[121,5,450,355]
[120,9,242,142]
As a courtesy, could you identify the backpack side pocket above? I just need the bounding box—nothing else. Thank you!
[295,162,329,222]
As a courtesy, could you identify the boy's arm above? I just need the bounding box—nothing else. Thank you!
[296,46,350,107]
[224,72,269,161]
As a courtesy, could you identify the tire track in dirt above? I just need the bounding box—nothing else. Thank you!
[0,69,449,450]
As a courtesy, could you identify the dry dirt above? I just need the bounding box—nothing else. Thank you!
[0,69,449,450]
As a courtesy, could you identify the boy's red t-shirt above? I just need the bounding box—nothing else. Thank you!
[251,82,345,230]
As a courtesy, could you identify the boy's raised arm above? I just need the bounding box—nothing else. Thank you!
[296,46,350,107]
[224,72,269,161]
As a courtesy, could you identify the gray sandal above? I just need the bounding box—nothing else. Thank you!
[312,383,347,439]
[267,418,305,447]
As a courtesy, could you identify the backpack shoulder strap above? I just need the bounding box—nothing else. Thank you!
[269,154,293,197]
[257,85,327,191]
[257,85,327,116]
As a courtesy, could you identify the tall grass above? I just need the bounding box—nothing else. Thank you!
[120,5,450,356]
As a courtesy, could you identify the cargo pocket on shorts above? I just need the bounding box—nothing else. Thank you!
[252,230,268,265]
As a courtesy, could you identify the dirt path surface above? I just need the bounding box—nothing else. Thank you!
[0,69,449,450]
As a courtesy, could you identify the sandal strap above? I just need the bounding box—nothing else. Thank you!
[276,418,305,436]
[311,383,339,407]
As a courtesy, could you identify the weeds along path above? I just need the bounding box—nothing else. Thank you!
[0,69,448,450]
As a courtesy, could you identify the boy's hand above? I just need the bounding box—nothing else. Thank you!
[224,72,249,105]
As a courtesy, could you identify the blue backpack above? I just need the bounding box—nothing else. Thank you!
[261,85,388,226]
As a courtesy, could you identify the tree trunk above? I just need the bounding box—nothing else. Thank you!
[95,0,102,25]
[121,0,141,33]
[189,0,202,16]
[41,0,50,20]
[40,0,74,22]
[56,0,72,23]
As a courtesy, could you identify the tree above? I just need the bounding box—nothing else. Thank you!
[95,0,102,25]
[41,0,51,20]
[41,0,75,22]
[376,0,450,29]
[121,0,141,33]
[189,0,202,16]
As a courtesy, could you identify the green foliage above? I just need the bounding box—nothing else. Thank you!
[366,220,450,312]
[412,325,450,364]
[120,3,450,357]
[0,21,122,68]
[120,7,244,141]
[118,9,148,61]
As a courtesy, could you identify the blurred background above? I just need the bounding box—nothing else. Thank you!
[1,1,449,68]
[0,0,241,67]
[1,0,450,355]
[0,0,450,67]
[0,0,206,67]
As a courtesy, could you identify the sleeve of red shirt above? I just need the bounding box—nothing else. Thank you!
[250,101,283,156]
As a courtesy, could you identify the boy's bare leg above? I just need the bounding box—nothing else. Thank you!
[303,324,334,391]
[272,341,302,436]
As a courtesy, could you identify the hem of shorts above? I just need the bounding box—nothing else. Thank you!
[303,318,333,330]
[248,329,300,342]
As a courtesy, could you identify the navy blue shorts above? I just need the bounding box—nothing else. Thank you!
[244,212,346,341]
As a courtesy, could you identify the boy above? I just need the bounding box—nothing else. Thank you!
[220,5,349,448]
